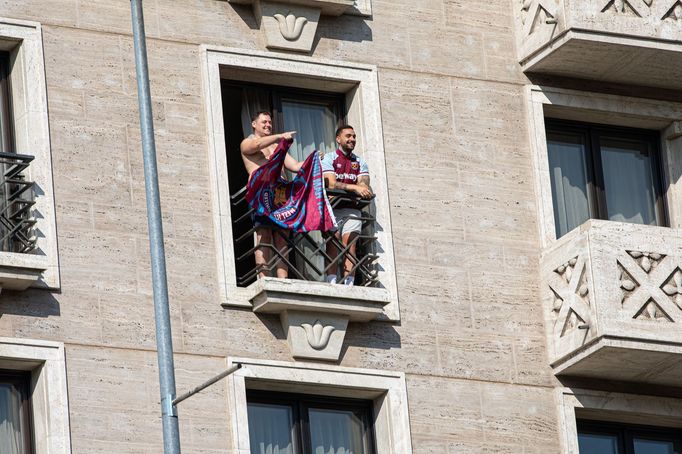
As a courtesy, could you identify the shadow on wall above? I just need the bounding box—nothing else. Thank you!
[0,289,60,319]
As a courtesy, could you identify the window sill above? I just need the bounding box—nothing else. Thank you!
[0,252,47,291]
[247,278,390,361]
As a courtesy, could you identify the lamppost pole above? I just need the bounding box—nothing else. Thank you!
[129,1,181,452]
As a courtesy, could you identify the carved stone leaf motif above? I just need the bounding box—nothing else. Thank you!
[561,309,585,337]
[627,250,664,273]
[576,266,590,306]
[662,268,682,309]
[521,0,557,34]
[551,288,564,314]
[274,13,308,41]
[301,320,335,350]
[555,257,577,284]
[618,261,640,304]
[663,1,682,20]
[634,299,673,322]
[601,0,650,16]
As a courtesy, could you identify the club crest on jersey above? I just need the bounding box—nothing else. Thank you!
[351,162,359,170]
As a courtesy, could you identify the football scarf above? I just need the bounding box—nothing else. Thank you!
[246,138,337,233]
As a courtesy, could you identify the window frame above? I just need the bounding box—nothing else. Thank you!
[247,389,376,454]
[526,85,682,248]
[0,369,34,454]
[577,419,682,454]
[203,46,400,321]
[545,118,668,237]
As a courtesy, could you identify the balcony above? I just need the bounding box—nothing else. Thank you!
[542,219,682,385]
[516,0,682,89]
[0,152,45,291]
[230,186,389,361]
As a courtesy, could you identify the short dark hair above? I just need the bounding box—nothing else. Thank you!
[335,125,354,137]
[252,111,272,122]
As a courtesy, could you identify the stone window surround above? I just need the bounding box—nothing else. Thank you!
[202,45,400,321]
[558,387,682,453]
[0,17,59,289]
[226,357,413,453]
[527,85,682,249]
[0,337,71,454]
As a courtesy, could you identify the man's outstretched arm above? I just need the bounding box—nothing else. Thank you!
[240,131,296,155]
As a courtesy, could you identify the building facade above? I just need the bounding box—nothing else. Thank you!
[1,0,682,452]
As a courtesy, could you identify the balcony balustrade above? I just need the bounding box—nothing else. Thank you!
[542,219,682,385]
[516,0,682,89]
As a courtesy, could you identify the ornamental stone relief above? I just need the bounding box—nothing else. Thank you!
[549,255,592,340]
[520,0,558,35]
[616,250,681,323]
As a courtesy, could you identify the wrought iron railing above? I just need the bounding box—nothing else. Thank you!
[0,152,36,253]
[230,186,379,288]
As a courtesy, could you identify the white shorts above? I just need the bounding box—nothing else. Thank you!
[334,208,363,236]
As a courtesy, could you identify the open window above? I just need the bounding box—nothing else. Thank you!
[204,48,400,328]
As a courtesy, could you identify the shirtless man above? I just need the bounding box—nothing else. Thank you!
[240,111,300,279]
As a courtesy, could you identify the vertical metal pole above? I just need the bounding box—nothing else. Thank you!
[129,1,181,453]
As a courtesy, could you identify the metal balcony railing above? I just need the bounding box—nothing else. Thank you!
[0,152,36,253]
[230,186,379,288]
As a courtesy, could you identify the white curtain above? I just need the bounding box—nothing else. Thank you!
[309,409,365,454]
[248,403,294,454]
[0,384,26,454]
[600,136,658,226]
[547,133,591,238]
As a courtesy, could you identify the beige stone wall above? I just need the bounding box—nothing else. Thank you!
[0,0,562,452]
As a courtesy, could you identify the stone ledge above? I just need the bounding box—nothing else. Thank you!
[248,278,389,361]
[0,252,47,292]
[248,277,389,322]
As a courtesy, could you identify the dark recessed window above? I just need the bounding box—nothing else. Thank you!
[545,119,666,238]
[246,390,375,454]
[0,52,12,154]
[578,420,682,454]
[220,81,346,286]
[0,370,33,454]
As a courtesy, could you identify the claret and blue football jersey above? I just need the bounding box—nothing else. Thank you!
[321,149,369,184]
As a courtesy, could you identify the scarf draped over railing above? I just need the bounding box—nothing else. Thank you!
[246,138,337,233]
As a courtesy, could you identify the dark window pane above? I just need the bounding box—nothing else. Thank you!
[247,403,295,454]
[578,432,621,454]
[633,438,678,454]
[547,130,591,237]
[0,382,29,454]
[309,408,366,454]
[600,136,660,226]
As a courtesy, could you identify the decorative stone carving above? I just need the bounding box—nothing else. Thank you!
[301,319,335,349]
[281,311,348,360]
[627,250,664,273]
[521,0,558,35]
[229,0,360,52]
[555,257,577,284]
[635,299,673,322]
[560,309,586,337]
[663,0,682,19]
[662,268,682,309]
[274,13,308,40]
[617,261,640,305]
[601,0,651,16]
[248,278,389,361]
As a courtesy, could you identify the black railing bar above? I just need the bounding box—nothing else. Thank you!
[234,209,255,225]
[272,232,325,276]
[235,227,258,244]
[0,151,34,161]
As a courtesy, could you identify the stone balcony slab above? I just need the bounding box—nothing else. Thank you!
[248,278,389,361]
[516,0,682,89]
[542,220,682,385]
[0,252,47,293]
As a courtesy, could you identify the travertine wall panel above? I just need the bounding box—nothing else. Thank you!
[0,0,567,451]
